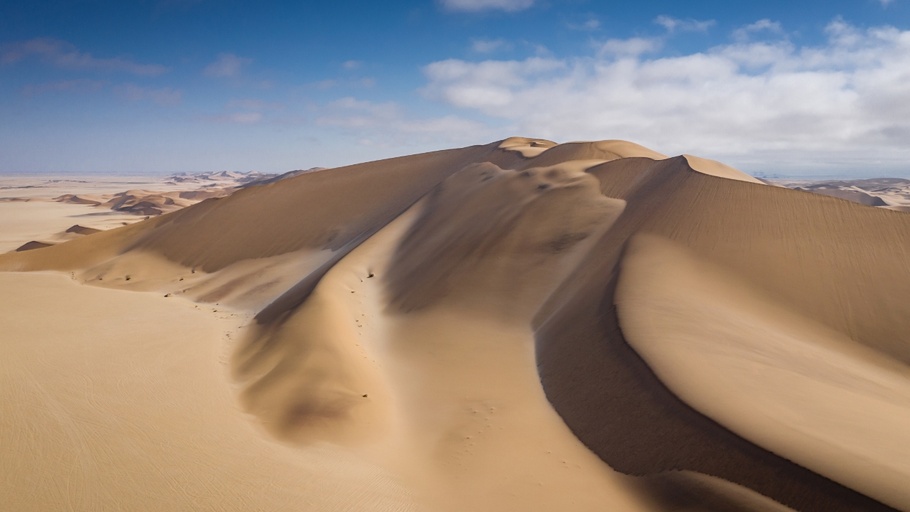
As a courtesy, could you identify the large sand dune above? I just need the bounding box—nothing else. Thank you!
[2,138,908,511]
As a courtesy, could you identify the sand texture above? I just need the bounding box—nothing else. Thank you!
[2,138,909,511]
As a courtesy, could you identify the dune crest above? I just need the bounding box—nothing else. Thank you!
[232,188,655,511]
[384,161,625,317]
[683,154,764,184]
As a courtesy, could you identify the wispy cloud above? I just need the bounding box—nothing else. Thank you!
[567,17,601,31]
[203,53,252,78]
[423,58,564,109]
[207,97,285,124]
[733,19,784,41]
[598,37,662,58]
[654,15,716,33]
[304,76,376,91]
[471,38,511,54]
[212,112,264,124]
[342,60,363,70]
[0,38,167,76]
[226,98,282,110]
[21,79,108,96]
[422,19,910,174]
[114,84,182,106]
[440,0,534,13]
[315,96,487,147]
[318,97,402,127]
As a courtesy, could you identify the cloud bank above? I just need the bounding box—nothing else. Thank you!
[422,19,910,174]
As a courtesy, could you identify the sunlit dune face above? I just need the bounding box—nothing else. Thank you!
[384,162,625,317]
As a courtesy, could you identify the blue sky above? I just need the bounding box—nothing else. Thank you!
[2,0,910,176]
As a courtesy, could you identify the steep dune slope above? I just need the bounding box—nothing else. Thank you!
[228,160,659,511]
[536,156,910,512]
[617,235,910,510]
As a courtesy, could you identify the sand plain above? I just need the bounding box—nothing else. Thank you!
[2,138,908,511]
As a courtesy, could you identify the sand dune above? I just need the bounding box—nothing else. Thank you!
[617,234,910,510]
[0,172,267,253]
[0,271,418,512]
[2,138,908,511]
[535,156,909,512]
[772,177,910,209]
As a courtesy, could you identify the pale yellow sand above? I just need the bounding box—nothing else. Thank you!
[0,271,419,512]
[2,138,905,512]
[232,165,661,511]
[616,235,910,510]
[683,154,764,184]
[0,161,661,512]
[0,200,140,252]
[0,174,256,253]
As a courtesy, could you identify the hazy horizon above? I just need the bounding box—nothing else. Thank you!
[3,160,910,181]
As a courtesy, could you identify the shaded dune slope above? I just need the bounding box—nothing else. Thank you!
[234,158,628,449]
[536,156,909,512]
[2,138,908,511]
[800,187,889,206]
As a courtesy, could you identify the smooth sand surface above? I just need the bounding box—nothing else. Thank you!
[2,138,908,511]
[0,271,418,512]
[0,200,138,252]
[617,235,910,510]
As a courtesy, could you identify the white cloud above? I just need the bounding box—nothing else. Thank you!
[733,19,784,41]
[207,98,284,125]
[880,0,895,6]
[472,38,510,54]
[421,20,910,175]
[0,38,167,76]
[342,60,362,70]
[567,17,601,31]
[440,0,534,13]
[655,15,716,33]
[315,96,488,147]
[319,96,403,127]
[203,53,251,78]
[423,57,564,109]
[599,38,662,58]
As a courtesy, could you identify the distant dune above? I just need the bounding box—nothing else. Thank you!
[1,138,908,512]
[771,177,910,210]
[0,171,272,253]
